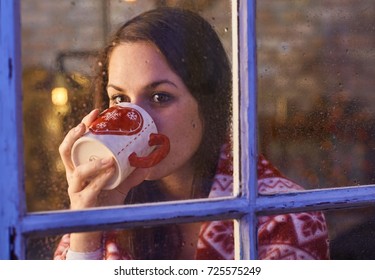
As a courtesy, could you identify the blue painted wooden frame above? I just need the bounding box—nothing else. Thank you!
[238,0,259,260]
[0,0,26,259]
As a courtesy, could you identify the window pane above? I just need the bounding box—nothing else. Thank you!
[26,220,236,260]
[257,0,375,189]
[22,0,233,212]
[327,206,375,259]
[256,206,375,260]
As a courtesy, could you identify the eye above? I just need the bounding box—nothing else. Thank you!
[110,94,128,105]
[151,92,172,104]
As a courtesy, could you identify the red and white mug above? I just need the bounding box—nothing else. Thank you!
[71,102,170,190]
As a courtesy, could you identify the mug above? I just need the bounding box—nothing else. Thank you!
[71,102,170,190]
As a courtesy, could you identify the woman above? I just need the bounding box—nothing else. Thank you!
[55,7,329,260]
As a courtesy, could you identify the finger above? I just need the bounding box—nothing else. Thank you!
[68,157,115,193]
[59,109,100,172]
[69,166,115,210]
[81,108,100,130]
[59,122,86,172]
[80,166,116,198]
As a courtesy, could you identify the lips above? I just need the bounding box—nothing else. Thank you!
[89,106,144,136]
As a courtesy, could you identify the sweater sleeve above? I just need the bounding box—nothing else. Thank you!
[53,232,133,260]
[53,234,71,260]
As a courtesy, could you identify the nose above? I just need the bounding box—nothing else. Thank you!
[124,95,159,125]
[128,96,147,110]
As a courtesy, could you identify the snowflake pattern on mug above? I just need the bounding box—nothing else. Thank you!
[127,111,138,121]
[104,111,121,121]
[89,106,144,136]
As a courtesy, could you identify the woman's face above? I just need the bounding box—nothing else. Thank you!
[106,42,203,181]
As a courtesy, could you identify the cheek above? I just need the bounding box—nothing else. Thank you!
[154,107,203,142]
[145,111,203,179]
[190,118,203,142]
[167,115,203,153]
[183,117,203,150]
[191,119,198,129]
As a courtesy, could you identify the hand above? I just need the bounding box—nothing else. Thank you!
[59,109,150,209]
[59,109,151,253]
[59,109,117,210]
[97,167,150,206]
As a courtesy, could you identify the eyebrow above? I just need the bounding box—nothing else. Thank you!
[148,80,178,89]
[107,79,178,92]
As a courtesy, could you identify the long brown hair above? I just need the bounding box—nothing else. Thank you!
[92,7,232,259]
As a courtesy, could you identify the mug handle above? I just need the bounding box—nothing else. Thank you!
[128,133,170,168]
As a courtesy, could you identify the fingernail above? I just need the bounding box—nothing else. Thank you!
[90,108,99,115]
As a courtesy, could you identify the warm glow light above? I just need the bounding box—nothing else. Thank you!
[51,87,68,106]
[123,0,137,2]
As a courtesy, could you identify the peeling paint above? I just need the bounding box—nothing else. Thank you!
[9,227,18,260]
[8,58,12,80]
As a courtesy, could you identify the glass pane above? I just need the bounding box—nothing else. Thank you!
[22,0,233,212]
[327,206,375,259]
[257,0,375,189]
[26,220,236,260]
[257,209,330,259]
[26,206,332,260]
[256,206,375,260]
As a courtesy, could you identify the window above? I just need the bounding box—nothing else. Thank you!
[1,0,375,260]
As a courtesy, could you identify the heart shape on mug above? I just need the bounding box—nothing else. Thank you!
[89,106,144,136]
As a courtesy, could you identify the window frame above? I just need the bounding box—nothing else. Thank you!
[0,0,26,260]
[2,0,375,260]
